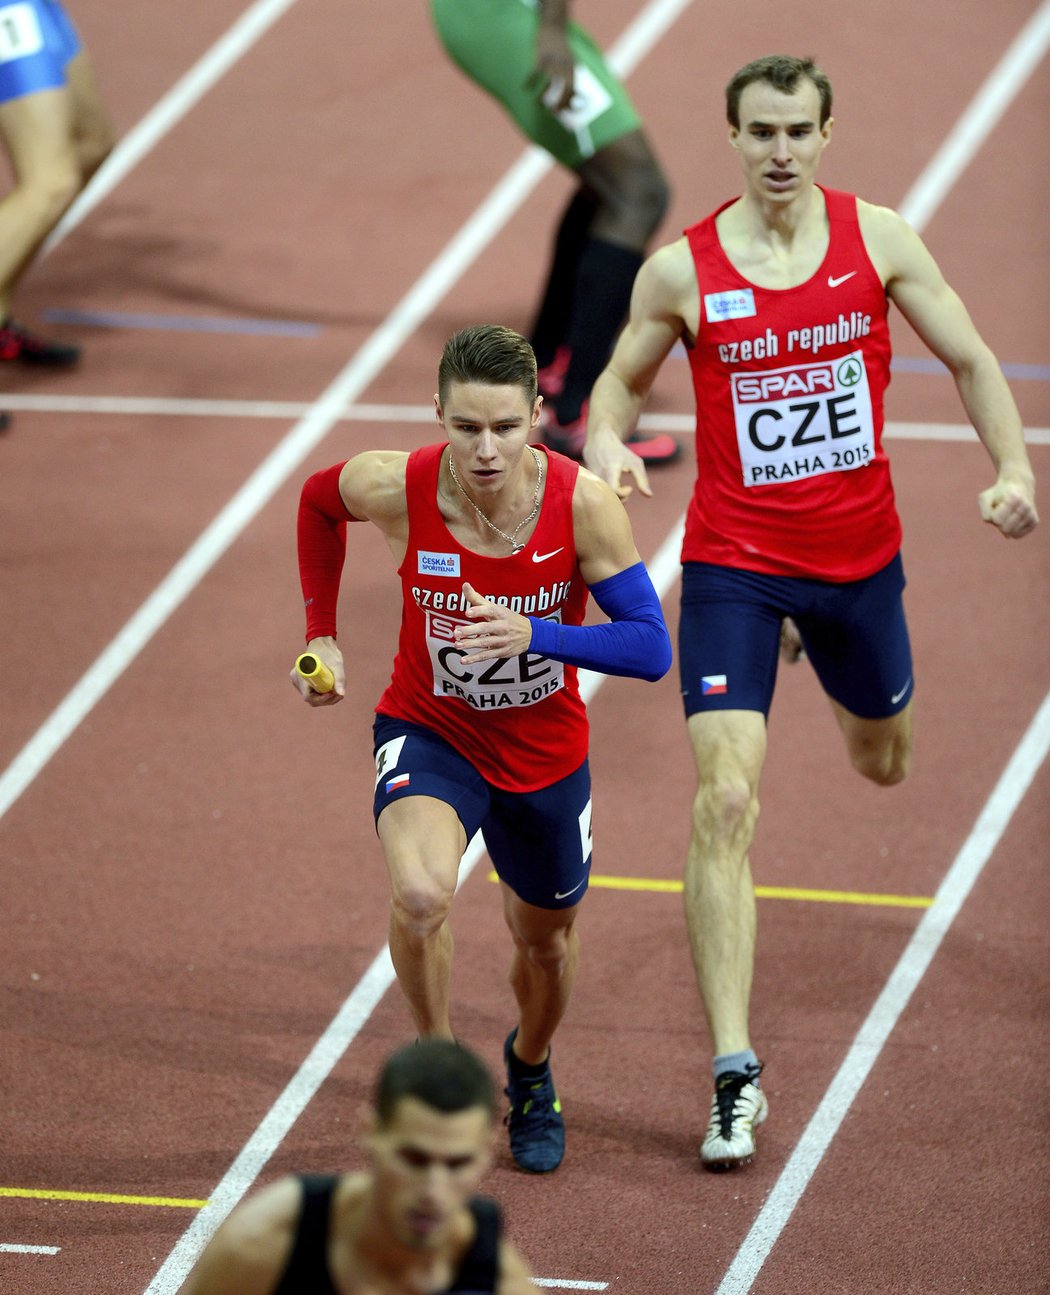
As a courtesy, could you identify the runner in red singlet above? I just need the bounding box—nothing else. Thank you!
[583,55,1038,1170]
[290,325,670,1174]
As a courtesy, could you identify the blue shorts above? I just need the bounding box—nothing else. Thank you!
[372,715,593,910]
[0,0,81,105]
[678,554,913,720]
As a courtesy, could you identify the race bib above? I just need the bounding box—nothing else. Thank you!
[425,609,564,710]
[0,4,44,62]
[542,64,613,132]
[731,351,875,487]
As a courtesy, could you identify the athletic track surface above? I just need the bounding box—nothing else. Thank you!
[1,2,1048,1292]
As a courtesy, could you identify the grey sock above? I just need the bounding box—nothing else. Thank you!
[713,1049,761,1086]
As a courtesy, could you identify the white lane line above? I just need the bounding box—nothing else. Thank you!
[716,690,1050,1295]
[42,0,303,257]
[716,12,1050,1289]
[140,514,686,1293]
[898,0,1050,230]
[0,1243,60,1255]
[6,394,1047,446]
[125,5,693,1292]
[45,0,697,258]
[0,0,693,831]
[534,1282,609,1291]
[139,615,681,1295]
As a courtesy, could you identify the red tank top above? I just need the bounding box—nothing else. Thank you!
[682,186,901,579]
[376,443,589,793]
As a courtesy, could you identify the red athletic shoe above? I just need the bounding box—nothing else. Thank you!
[540,401,681,465]
[0,320,80,367]
[536,346,571,399]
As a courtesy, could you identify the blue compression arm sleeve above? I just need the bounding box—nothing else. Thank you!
[526,562,671,681]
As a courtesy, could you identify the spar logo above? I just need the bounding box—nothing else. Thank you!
[729,350,876,487]
[837,357,863,387]
[733,363,835,403]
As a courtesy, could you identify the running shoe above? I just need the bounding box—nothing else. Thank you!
[540,401,681,465]
[0,320,80,367]
[503,1028,565,1173]
[536,345,571,399]
[700,1062,768,1170]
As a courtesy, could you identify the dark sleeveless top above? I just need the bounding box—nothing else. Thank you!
[272,1174,501,1294]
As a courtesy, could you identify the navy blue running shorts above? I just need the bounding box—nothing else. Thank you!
[372,714,593,910]
[678,553,913,720]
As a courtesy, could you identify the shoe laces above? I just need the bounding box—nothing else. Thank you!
[505,1074,558,1121]
[713,1062,763,1136]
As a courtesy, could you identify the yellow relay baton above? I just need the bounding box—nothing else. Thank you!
[295,652,335,694]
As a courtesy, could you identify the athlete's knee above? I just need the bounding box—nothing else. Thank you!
[692,773,759,846]
[615,157,669,234]
[513,917,574,978]
[16,155,82,224]
[389,875,455,941]
[583,140,670,245]
[852,733,911,786]
[847,712,912,787]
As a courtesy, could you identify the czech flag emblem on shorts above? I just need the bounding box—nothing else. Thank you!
[701,675,728,696]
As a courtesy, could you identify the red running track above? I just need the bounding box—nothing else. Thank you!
[1,2,1048,1292]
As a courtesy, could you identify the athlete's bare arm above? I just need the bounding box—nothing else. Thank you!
[571,468,646,585]
[859,201,1037,539]
[584,238,697,499]
[177,1178,300,1295]
[337,450,411,543]
[531,1,575,110]
[291,451,411,706]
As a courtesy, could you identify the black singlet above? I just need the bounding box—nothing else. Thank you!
[272,1174,501,1294]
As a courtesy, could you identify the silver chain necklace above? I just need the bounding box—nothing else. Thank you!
[446,446,543,554]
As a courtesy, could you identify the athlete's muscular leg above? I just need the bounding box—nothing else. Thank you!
[829,698,913,786]
[377,795,465,1040]
[501,885,580,1066]
[683,710,767,1056]
[546,130,669,424]
[576,128,669,249]
[65,49,116,181]
[0,87,82,316]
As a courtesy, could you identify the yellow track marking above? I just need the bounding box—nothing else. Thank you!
[486,871,932,908]
[0,1187,208,1208]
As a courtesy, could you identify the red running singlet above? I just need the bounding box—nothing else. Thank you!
[682,186,902,580]
[376,443,589,793]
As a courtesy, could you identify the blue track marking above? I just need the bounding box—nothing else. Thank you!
[40,308,322,338]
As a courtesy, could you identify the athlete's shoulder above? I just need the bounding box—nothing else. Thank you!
[636,236,696,319]
[179,1177,301,1295]
[496,1234,537,1295]
[855,198,930,279]
[339,450,410,523]
[855,197,915,244]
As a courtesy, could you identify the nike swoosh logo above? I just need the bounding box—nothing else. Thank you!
[554,877,586,900]
[891,678,912,705]
[532,547,564,563]
[827,271,857,288]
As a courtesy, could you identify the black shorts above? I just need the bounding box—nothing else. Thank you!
[678,553,913,720]
[372,715,592,910]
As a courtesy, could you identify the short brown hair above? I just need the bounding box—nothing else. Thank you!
[375,1040,496,1124]
[437,324,538,407]
[726,55,833,128]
